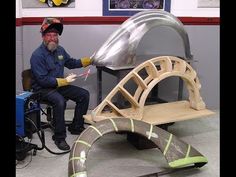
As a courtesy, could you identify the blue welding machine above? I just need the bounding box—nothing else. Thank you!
[16,90,41,137]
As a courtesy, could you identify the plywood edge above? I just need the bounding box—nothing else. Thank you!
[83,100,215,125]
[142,100,215,125]
[84,114,96,124]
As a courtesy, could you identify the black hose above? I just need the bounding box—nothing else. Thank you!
[25,117,70,155]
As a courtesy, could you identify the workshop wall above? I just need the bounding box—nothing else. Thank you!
[16,0,219,109]
[16,0,219,18]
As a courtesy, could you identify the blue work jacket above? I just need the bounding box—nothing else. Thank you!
[30,43,83,91]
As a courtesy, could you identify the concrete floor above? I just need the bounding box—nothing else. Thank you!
[16,109,219,177]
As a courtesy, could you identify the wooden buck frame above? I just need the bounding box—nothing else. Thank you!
[84,56,215,125]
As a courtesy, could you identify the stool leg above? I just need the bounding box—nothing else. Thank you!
[46,106,52,122]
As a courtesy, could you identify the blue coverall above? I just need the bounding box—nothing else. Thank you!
[30,43,89,141]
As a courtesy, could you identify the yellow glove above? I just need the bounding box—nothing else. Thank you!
[56,73,77,87]
[81,57,92,67]
[56,78,68,87]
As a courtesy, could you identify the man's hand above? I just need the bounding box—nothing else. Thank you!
[56,73,77,87]
[81,57,93,67]
[65,73,77,83]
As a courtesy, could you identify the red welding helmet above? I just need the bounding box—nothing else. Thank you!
[40,17,63,36]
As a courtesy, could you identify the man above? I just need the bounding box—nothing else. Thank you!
[30,17,93,151]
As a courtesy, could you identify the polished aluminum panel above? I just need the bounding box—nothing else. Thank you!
[92,10,192,67]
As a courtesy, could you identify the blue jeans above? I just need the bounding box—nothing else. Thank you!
[40,85,89,140]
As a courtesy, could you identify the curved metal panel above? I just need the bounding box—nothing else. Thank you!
[68,118,207,177]
[92,10,192,67]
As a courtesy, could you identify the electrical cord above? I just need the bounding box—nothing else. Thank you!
[25,117,70,155]
[16,117,69,169]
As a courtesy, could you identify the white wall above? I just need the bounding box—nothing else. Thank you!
[16,0,22,18]
[171,0,219,17]
[15,0,220,109]
[16,0,219,18]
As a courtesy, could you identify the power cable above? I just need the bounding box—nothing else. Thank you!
[25,117,70,155]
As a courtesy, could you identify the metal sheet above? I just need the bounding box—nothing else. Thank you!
[92,10,192,67]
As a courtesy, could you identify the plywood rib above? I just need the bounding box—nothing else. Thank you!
[118,86,139,108]
[89,56,213,123]
[132,72,148,89]
[172,58,186,73]
[105,100,126,117]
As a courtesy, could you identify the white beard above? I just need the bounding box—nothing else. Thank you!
[46,41,58,52]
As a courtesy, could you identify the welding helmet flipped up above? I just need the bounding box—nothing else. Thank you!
[40,17,63,36]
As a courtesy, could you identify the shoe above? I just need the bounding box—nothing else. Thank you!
[68,125,86,135]
[54,139,70,151]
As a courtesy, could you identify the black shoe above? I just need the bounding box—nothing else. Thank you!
[54,139,70,151]
[68,125,86,135]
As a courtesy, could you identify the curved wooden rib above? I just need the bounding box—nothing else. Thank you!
[91,56,208,122]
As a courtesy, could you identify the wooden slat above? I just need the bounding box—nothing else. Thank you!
[132,72,148,89]
[105,100,127,117]
[173,59,187,73]
[118,86,139,108]
[146,61,159,78]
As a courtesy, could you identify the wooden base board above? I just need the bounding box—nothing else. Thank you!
[142,100,215,125]
[83,100,215,125]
